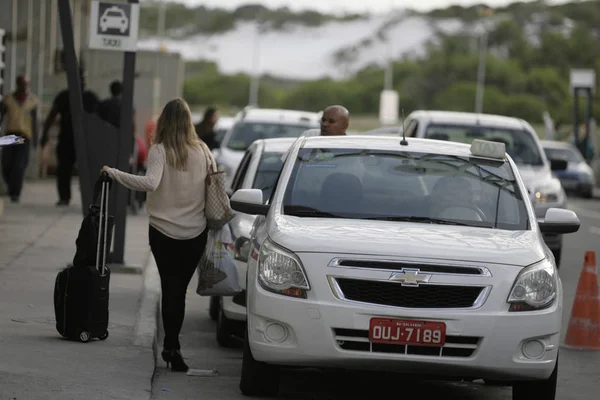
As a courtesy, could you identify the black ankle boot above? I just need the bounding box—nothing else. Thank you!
[162,349,189,372]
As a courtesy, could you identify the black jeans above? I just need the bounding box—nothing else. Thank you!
[1,134,30,200]
[56,141,76,203]
[149,225,208,351]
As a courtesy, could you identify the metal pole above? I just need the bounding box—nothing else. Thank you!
[573,88,580,151]
[49,0,57,75]
[10,0,17,91]
[26,0,33,79]
[584,88,593,160]
[38,0,47,102]
[474,29,487,114]
[57,0,93,216]
[384,0,394,91]
[111,0,139,265]
[248,13,261,107]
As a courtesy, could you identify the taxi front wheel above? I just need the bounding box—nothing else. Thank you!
[239,330,280,397]
[512,356,558,400]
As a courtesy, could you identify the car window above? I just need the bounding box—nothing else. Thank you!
[405,119,418,137]
[282,148,529,231]
[230,150,253,191]
[252,152,286,203]
[424,124,544,166]
[543,147,583,163]
[214,128,228,145]
[267,148,292,205]
[226,122,316,151]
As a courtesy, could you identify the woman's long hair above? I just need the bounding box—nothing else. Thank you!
[153,98,201,171]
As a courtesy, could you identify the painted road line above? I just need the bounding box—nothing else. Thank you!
[590,226,600,236]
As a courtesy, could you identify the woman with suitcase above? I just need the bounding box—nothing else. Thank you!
[102,98,212,372]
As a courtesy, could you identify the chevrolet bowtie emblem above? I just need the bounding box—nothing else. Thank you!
[389,269,431,286]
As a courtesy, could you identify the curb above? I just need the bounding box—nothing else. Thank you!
[134,253,161,349]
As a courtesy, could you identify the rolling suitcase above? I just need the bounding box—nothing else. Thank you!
[54,172,113,343]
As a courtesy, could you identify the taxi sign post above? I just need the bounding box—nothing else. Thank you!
[88,0,140,265]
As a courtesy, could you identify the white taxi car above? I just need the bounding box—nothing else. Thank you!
[393,111,569,266]
[230,135,580,399]
[214,138,298,348]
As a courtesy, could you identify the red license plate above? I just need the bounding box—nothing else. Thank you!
[369,318,446,347]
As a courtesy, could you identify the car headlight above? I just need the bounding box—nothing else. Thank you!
[581,172,595,184]
[258,239,310,299]
[534,181,564,204]
[234,237,250,262]
[507,259,558,312]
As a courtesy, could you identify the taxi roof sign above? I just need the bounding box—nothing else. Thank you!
[470,139,506,160]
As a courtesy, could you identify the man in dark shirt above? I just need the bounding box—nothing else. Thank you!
[41,71,99,206]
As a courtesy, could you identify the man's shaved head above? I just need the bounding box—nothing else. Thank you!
[320,105,350,136]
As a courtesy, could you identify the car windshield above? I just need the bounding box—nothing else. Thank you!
[253,152,285,202]
[543,146,583,163]
[226,122,314,151]
[424,124,544,166]
[227,122,312,151]
[282,148,529,231]
[107,11,122,16]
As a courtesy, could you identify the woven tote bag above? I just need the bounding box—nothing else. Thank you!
[199,142,235,230]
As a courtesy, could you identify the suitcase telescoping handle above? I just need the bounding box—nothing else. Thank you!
[96,172,112,275]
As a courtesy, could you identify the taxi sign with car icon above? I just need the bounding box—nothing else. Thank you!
[99,6,129,34]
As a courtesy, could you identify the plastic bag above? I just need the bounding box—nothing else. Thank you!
[196,225,242,296]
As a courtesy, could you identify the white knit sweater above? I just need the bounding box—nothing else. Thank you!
[106,143,208,240]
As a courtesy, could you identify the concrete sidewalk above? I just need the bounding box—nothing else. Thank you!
[0,179,157,400]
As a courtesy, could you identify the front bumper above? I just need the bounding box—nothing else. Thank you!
[247,280,561,381]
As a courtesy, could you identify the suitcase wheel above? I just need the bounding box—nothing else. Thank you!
[99,331,109,341]
[79,331,91,343]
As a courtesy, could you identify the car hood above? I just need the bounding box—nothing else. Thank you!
[268,216,545,267]
[515,164,552,187]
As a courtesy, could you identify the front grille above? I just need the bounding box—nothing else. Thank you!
[335,278,484,308]
[333,328,480,358]
[336,260,483,275]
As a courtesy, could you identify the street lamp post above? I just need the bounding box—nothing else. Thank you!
[474,7,494,114]
[248,13,263,107]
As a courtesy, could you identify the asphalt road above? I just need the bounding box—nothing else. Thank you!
[151,194,600,400]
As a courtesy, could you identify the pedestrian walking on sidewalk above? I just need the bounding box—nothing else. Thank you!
[40,69,99,206]
[101,98,210,373]
[0,75,39,203]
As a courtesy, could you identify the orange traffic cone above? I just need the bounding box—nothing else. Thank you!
[563,251,600,350]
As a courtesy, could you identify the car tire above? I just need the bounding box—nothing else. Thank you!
[582,188,593,198]
[239,329,279,397]
[209,296,219,321]
[216,300,239,348]
[512,355,558,400]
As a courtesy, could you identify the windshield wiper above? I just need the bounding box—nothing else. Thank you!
[284,205,341,218]
[365,216,473,226]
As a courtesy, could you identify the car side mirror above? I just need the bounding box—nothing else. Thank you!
[549,158,568,171]
[538,208,580,234]
[230,189,269,216]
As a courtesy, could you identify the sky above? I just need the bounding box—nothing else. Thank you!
[163,0,568,14]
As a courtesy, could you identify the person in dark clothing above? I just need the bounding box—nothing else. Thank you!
[40,70,99,206]
[0,75,39,203]
[194,107,220,150]
[97,80,136,134]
